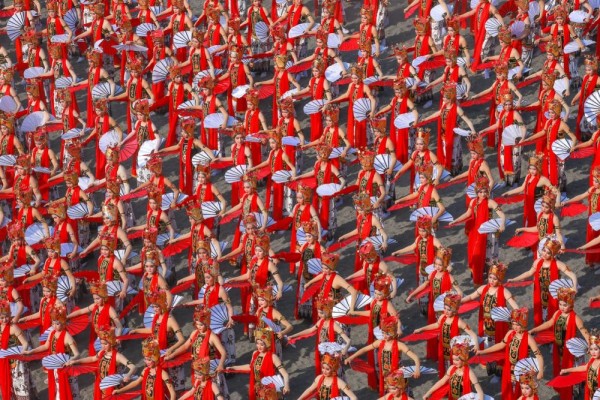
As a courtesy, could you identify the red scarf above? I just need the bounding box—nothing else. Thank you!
[47,330,72,400]
[523,174,541,228]
[437,315,459,377]
[249,351,275,400]
[142,366,165,400]
[437,103,458,170]
[501,331,530,400]
[0,324,12,400]
[468,198,489,285]
[552,311,578,400]
[89,303,111,354]
[153,311,170,349]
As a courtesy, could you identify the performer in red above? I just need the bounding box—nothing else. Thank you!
[450,175,505,285]
[228,328,290,400]
[423,340,485,400]
[198,76,228,153]
[376,78,418,164]
[87,99,122,179]
[24,304,81,399]
[527,100,577,189]
[517,371,541,400]
[275,97,305,169]
[219,45,253,116]
[379,370,414,400]
[477,308,544,400]
[0,300,31,400]
[530,288,590,400]
[79,50,112,128]
[328,64,376,150]
[406,246,460,359]
[165,0,193,62]
[461,262,518,346]
[112,338,176,399]
[571,56,600,140]
[559,333,600,399]
[413,292,478,377]
[427,82,476,175]
[66,325,136,400]
[180,357,224,399]
[502,154,554,228]
[507,238,577,325]
[298,352,357,400]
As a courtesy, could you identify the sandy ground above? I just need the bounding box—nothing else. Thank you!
[2,0,600,399]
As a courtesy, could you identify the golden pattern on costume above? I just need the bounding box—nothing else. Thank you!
[539,267,551,307]
[449,372,464,399]
[586,362,599,393]
[482,291,497,336]
[554,313,567,347]
[508,335,521,379]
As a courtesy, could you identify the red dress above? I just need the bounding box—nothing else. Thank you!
[532,258,558,325]
[308,76,326,142]
[346,83,368,149]
[551,310,578,400]
[265,149,288,221]
[47,330,73,399]
[501,330,530,400]
[586,190,600,264]
[389,95,410,163]
[467,197,490,285]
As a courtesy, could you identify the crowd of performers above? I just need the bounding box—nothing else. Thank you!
[1,0,600,397]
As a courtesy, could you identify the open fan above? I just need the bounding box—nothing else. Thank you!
[0,96,17,114]
[566,337,589,358]
[114,250,138,262]
[254,21,269,42]
[152,58,175,83]
[50,33,70,44]
[24,67,45,80]
[0,346,23,359]
[136,23,156,37]
[25,223,51,246]
[61,243,82,258]
[325,62,349,83]
[137,138,163,168]
[491,306,511,322]
[56,276,72,302]
[485,18,502,36]
[55,77,76,91]
[430,4,448,21]
[66,203,90,220]
[61,128,87,141]
[0,155,16,167]
[177,100,198,113]
[99,374,139,390]
[224,165,248,183]
[373,154,401,175]
[303,99,326,115]
[477,218,515,234]
[210,303,229,334]
[98,130,121,154]
[282,136,300,147]
[594,389,600,400]
[564,39,595,54]
[77,177,91,191]
[161,193,187,211]
[107,281,137,297]
[502,124,525,146]
[260,376,284,392]
[33,166,51,174]
[113,43,148,52]
[363,76,379,86]
[282,88,298,99]
[394,112,415,129]
[549,279,574,299]
[21,111,54,133]
[204,113,225,129]
[589,212,600,231]
[456,84,468,99]
[288,23,311,38]
[513,358,540,379]
[272,284,292,298]
[7,12,26,41]
[316,183,342,197]
[261,316,282,333]
[191,150,218,167]
[433,292,447,312]
[327,33,341,49]
[42,353,70,369]
[410,207,454,223]
[211,241,227,259]
[362,235,397,251]
[10,302,27,317]
[401,365,437,378]
[172,31,192,49]
[92,82,123,100]
[450,334,477,348]
[156,232,176,247]
[207,45,225,56]
[143,307,155,328]
[553,78,569,97]
[232,84,250,99]
[353,98,372,122]
[411,55,428,69]
[569,10,590,23]
[584,91,600,126]
[453,128,471,137]
[200,201,222,219]
[306,258,322,275]
[510,21,525,38]
[457,395,494,400]
[13,264,32,278]
[272,170,292,184]
[63,8,78,31]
